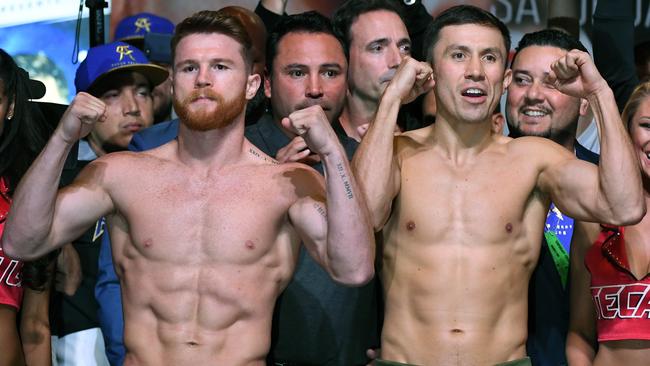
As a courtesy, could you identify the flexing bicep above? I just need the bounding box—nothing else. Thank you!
[289,161,374,285]
[48,162,115,250]
[539,154,607,222]
[352,137,401,231]
[375,154,401,230]
[288,195,329,269]
[566,220,599,364]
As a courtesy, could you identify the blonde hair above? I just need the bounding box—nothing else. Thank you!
[622,81,650,130]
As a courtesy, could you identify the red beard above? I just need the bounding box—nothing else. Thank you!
[173,88,246,131]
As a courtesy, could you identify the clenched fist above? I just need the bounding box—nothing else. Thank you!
[547,49,609,99]
[383,56,434,105]
[56,92,107,144]
[281,105,341,157]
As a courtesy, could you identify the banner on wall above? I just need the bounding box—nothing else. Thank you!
[0,0,111,103]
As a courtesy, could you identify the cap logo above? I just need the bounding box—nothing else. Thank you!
[116,45,136,62]
[134,17,152,33]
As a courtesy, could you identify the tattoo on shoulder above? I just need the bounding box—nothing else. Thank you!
[313,202,327,219]
[336,162,354,200]
[249,147,279,164]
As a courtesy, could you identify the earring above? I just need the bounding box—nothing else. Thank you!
[6,112,12,120]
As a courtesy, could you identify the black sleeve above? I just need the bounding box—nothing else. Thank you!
[593,0,639,112]
[394,0,432,61]
[255,2,285,34]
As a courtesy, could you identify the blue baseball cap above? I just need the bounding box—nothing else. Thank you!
[114,12,175,43]
[75,41,169,93]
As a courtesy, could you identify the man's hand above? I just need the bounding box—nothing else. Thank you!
[56,92,107,144]
[383,56,434,105]
[366,348,381,366]
[548,49,609,99]
[281,105,340,157]
[54,243,82,296]
[275,136,322,165]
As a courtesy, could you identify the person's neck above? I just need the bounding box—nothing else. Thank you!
[625,190,650,274]
[176,114,247,169]
[432,112,494,163]
[643,176,650,200]
[552,130,577,153]
[339,92,379,141]
[87,138,107,157]
[88,135,124,157]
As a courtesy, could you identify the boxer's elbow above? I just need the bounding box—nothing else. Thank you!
[1,233,47,261]
[610,199,646,226]
[350,266,375,286]
[2,237,26,260]
[332,261,374,287]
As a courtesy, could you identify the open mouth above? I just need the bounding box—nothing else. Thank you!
[461,87,486,98]
[521,107,551,118]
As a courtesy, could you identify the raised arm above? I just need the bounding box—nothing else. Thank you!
[538,50,645,225]
[1,93,114,260]
[566,220,600,366]
[351,57,433,230]
[284,105,374,286]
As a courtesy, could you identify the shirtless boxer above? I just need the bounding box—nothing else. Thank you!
[2,10,374,366]
[352,5,644,365]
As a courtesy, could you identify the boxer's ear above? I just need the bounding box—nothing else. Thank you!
[246,73,261,100]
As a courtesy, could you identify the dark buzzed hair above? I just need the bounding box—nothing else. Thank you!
[510,29,588,68]
[266,11,344,76]
[332,0,405,57]
[423,5,510,65]
[171,10,253,71]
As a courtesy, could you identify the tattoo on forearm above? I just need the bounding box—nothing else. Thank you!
[313,203,327,219]
[249,147,279,164]
[336,162,354,199]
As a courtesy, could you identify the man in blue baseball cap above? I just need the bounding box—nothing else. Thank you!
[47,41,167,366]
[115,12,175,124]
[74,41,168,154]
[114,12,175,49]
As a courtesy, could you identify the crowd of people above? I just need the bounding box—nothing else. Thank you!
[0,0,649,365]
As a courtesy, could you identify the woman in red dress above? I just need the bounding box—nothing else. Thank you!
[0,48,55,366]
[568,81,650,366]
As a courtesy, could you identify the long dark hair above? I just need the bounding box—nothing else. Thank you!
[0,49,55,290]
[0,49,52,194]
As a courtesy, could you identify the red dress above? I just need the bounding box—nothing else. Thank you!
[586,226,650,341]
[0,177,23,310]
